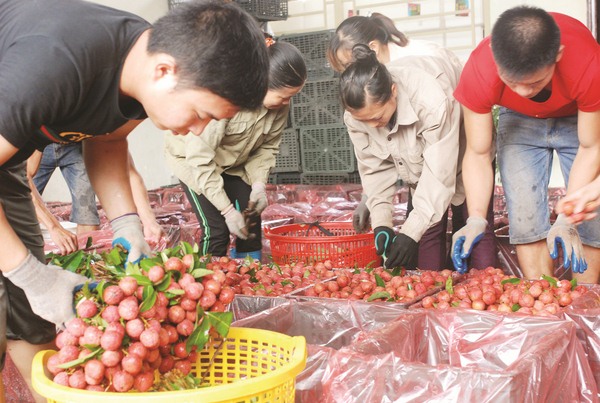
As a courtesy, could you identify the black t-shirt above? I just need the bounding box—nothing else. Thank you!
[0,0,150,166]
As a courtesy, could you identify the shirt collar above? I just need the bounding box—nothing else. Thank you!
[391,76,419,129]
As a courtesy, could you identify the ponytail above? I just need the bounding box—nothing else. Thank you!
[339,44,394,111]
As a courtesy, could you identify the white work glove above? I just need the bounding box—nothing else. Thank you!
[352,194,370,233]
[222,204,249,239]
[111,213,151,263]
[451,216,487,273]
[5,253,89,330]
[249,182,268,214]
[547,214,587,274]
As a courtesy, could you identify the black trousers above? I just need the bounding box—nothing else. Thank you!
[181,174,262,257]
[0,162,57,369]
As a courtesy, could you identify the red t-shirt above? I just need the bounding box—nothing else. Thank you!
[454,13,600,118]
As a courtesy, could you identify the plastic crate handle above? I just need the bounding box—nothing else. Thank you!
[297,221,334,237]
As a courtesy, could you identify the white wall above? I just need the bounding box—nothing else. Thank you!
[488,0,589,30]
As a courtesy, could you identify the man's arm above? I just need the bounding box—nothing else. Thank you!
[82,120,143,219]
[554,110,600,223]
[461,106,495,218]
[26,150,78,255]
[84,120,152,262]
[450,106,495,272]
[567,110,600,194]
[128,153,163,244]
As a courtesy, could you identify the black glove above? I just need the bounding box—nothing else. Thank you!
[385,233,419,270]
[374,226,395,257]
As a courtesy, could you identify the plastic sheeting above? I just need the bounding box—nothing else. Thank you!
[230,294,289,321]
[564,285,600,390]
[232,299,598,402]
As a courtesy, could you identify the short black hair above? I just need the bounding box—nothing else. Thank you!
[491,6,561,79]
[148,0,269,109]
[339,44,394,111]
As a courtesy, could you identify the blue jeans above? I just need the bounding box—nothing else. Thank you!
[32,143,100,225]
[496,108,600,247]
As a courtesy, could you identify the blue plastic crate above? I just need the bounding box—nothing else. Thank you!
[274,129,300,173]
[299,125,356,173]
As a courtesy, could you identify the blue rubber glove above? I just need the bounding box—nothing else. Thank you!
[451,216,487,273]
[547,214,587,274]
[374,226,395,260]
[111,213,151,263]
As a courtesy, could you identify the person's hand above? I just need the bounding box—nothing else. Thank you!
[451,216,487,273]
[249,182,268,214]
[374,226,395,258]
[5,253,89,330]
[556,184,600,225]
[142,219,164,246]
[48,225,78,255]
[222,205,249,239]
[111,213,151,263]
[384,233,418,269]
[353,194,370,233]
[547,214,587,274]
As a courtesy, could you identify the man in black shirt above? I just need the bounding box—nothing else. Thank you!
[0,0,268,399]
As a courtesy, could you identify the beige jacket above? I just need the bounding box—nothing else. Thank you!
[345,56,465,242]
[164,106,289,212]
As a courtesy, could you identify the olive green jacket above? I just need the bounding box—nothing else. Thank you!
[164,106,289,211]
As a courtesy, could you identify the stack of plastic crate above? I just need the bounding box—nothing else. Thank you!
[276,30,359,186]
[235,0,288,21]
[269,128,302,185]
[169,0,288,22]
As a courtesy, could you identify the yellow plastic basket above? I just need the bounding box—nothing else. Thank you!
[32,327,307,403]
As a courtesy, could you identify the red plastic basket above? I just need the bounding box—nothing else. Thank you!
[264,222,381,268]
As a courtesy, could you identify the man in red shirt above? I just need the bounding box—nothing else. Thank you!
[451,6,600,283]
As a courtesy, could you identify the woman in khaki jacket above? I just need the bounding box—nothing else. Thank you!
[340,44,496,271]
[164,40,306,260]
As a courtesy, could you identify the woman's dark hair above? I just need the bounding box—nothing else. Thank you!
[339,44,394,111]
[148,0,269,109]
[491,6,561,79]
[267,41,307,90]
[328,13,408,72]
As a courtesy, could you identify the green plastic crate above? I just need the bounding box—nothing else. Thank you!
[299,125,356,173]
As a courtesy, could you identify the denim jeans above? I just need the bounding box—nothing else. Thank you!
[33,143,100,225]
[496,108,600,247]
